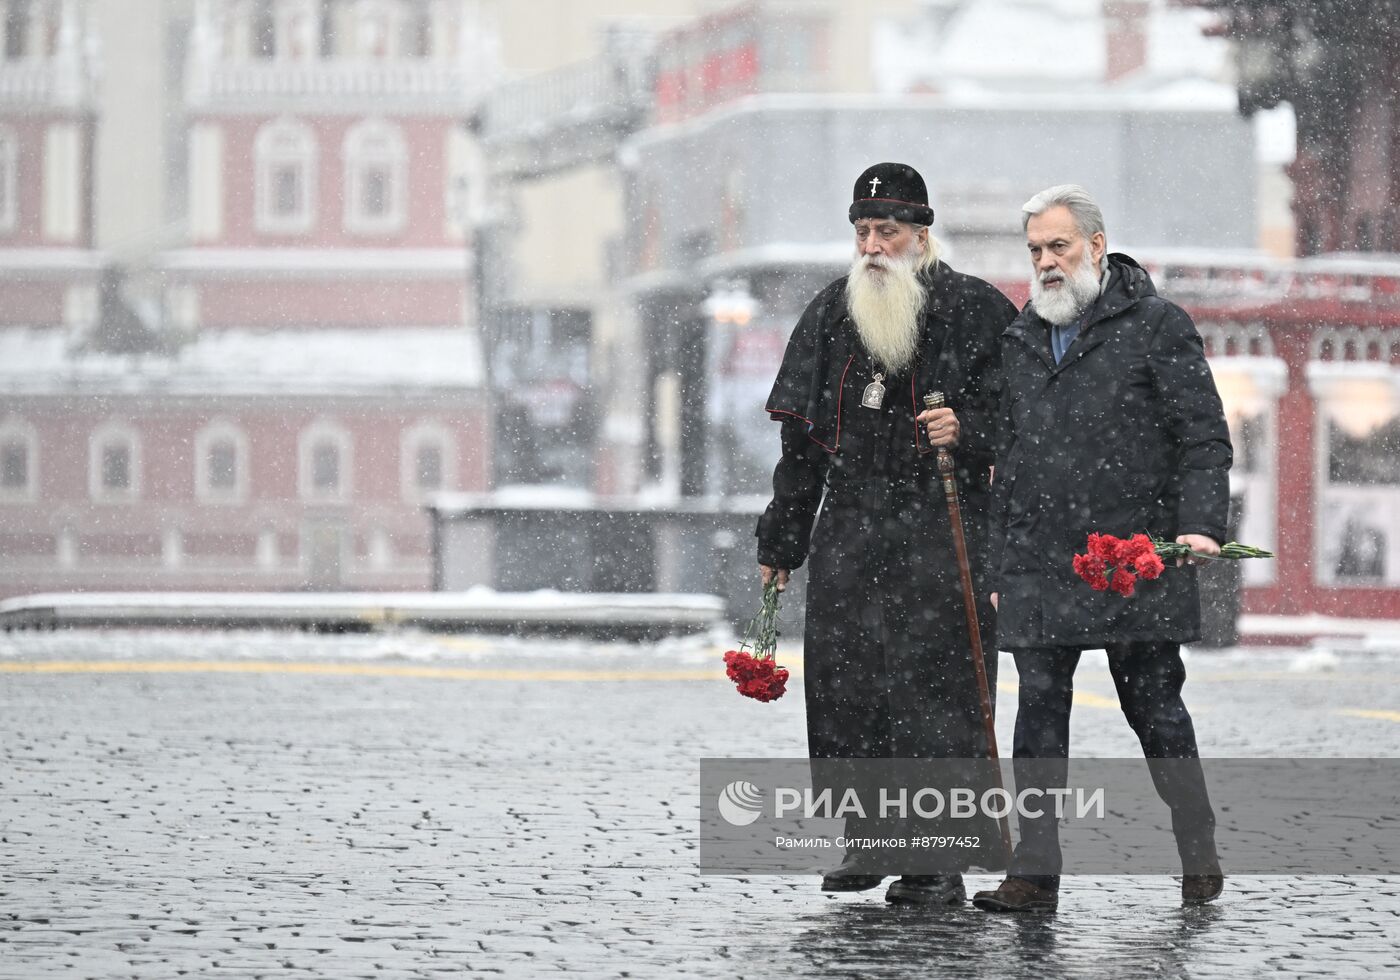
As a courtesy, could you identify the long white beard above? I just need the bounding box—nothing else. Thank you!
[845,247,925,374]
[1029,252,1102,326]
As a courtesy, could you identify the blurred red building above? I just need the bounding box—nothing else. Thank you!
[0,0,492,597]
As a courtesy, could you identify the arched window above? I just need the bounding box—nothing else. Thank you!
[343,117,406,234]
[298,420,352,502]
[400,421,454,502]
[255,117,317,234]
[195,420,249,504]
[0,123,16,234]
[89,421,141,503]
[0,416,37,502]
[353,0,399,59]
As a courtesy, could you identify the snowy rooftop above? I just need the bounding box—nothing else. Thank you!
[0,327,485,397]
[876,0,1232,93]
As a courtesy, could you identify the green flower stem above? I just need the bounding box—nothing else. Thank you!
[739,580,783,660]
[1149,537,1274,561]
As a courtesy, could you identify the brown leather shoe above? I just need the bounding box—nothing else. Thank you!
[1182,873,1225,906]
[972,877,1059,912]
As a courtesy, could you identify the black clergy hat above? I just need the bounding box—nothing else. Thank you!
[848,162,935,226]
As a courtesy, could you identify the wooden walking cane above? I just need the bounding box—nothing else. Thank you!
[923,391,1014,864]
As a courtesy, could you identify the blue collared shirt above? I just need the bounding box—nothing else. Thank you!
[1050,266,1111,364]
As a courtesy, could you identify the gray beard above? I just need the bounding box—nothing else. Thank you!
[845,249,926,373]
[1030,255,1102,327]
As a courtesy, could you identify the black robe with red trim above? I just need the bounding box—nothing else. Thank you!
[756,261,1016,772]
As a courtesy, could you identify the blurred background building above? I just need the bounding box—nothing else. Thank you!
[1,0,1397,642]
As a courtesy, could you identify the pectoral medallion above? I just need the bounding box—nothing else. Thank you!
[861,373,886,409]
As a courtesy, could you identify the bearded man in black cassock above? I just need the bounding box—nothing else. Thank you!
[756,163,1018,906]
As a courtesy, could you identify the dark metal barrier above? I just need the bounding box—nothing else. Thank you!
[428,492,808,634]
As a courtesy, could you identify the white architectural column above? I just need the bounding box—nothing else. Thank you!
[162,528,184,569]
[42,122,83,242]
[188,121,226,241]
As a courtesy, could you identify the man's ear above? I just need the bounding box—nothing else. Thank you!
[1091,231,1106,267]
[918,226,930,251]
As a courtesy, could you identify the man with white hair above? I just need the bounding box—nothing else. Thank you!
[973,184,1232,913]
[757,162,1017,906]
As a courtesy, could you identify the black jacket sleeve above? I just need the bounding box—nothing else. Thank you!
[950,288,1017,470]
[987,341,1017,593]
[755,419,830,570]
[1148,303,1234,544]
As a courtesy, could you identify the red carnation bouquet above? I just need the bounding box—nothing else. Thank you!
[1073,532,1273,597]
[723,580,789,702]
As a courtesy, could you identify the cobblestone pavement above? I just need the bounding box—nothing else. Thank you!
[2,630,1399,978]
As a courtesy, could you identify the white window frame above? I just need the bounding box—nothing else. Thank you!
[400,421,454,503]
[0,417,38,503]
[195,420,250,505]
[0,124,17,235]
[343,117,407,236]
[298,420,352,503]
[254,116,317,235]
[89,421,141,504]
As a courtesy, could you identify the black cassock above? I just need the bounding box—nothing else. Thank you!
[757,263,1016,762]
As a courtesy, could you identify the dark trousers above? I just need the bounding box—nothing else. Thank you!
[1008,642,1218,890]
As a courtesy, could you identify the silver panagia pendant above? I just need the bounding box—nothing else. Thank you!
[861,373,886,409]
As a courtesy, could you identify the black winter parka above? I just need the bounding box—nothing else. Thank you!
[991,253,1233,649]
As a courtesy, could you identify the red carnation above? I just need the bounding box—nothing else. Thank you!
[1073,552,1110,591]
[1118,534,1155,564]
[1109,567,1137,596]
[738,662,790,702]
[1074,531,1270,598]
[724,649,759,682]
[1133,550,1165,580]
[1087,532,1119,561]
[724,582,789,703]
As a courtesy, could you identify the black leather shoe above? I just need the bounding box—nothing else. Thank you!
[820,870,884,892]
[972,877,1059,912]
[1182,872,1225,906]
[820,854,884,892]
[885,874,966,906]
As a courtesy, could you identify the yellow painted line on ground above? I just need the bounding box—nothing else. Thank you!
[1073,691,1121,709]
[0,661,726,683]
[1340,708,1400,723]
[995,680,1118,710]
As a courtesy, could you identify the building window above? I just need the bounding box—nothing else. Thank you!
[318,0,336,56]
[255,117,316,234]
[0,418,36,502]
[403,0,431,57]
[195,422,249,504]
[0,124,16,235]
[89,423,141,503]
[299,421,351,502]
[401,423,454,502]
[311,443,339,489]
[343,118,406,235]
[1311,343,1400,587]
[353,0,399,59]
[251,0,276,58]
[3,0,30,60]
